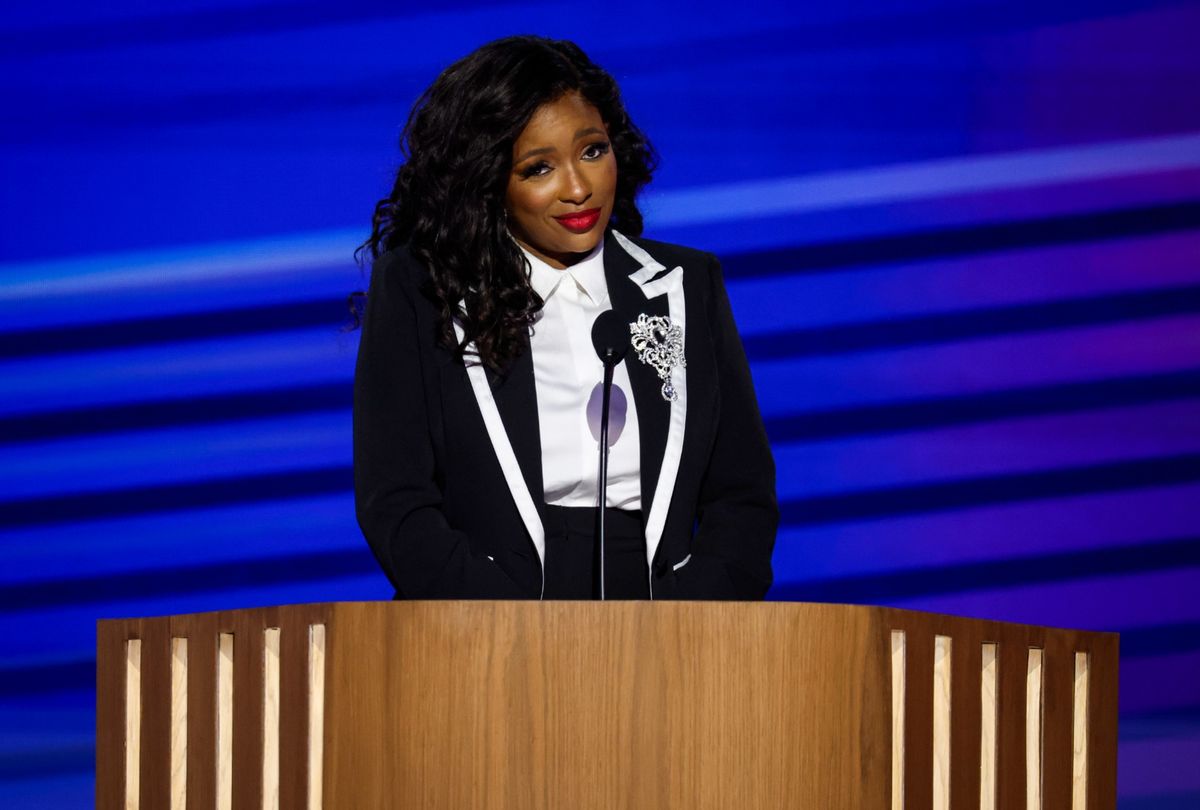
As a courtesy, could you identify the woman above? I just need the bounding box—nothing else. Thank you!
[354,35,777,600]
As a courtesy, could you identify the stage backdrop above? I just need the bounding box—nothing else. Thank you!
[2,1,1198,806]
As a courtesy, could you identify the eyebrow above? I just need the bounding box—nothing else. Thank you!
[514,127,608,163]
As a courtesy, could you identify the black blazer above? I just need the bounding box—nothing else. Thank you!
[353,229,777,599]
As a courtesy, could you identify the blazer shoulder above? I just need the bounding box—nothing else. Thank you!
[371,243,433,292]
[367,245,448,323]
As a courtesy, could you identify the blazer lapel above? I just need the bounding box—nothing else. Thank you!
[485,340,545,513]
[606,230,688,571]
[452,319,546,584]
[604,232,668,517]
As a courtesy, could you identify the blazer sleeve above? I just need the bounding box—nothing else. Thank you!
[353,250,527,598]
[672,253,779,599]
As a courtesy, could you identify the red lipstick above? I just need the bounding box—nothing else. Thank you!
[553,207,601,233]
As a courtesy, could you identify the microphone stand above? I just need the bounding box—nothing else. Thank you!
[591,308,629,602]
[596,350,617,600]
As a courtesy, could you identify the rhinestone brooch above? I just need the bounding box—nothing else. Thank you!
[629,313,685,402]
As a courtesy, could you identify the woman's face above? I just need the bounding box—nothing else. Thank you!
[504,92,617,269]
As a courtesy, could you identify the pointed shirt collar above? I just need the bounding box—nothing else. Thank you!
[518,238,608,306]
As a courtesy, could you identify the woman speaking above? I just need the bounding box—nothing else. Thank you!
[354,35,777,600]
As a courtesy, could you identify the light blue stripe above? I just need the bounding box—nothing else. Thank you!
[644,131,1200,227]
[726,232,1200,337]
[0,326,356,417]
[0,265,361,333]
[0,243,364,333]
[0,228,362,291]
[0,411,350,501]
[773,483,1200,581]
[772,399,1200,500]
[0,494,357,586]
[750,313,1200,416]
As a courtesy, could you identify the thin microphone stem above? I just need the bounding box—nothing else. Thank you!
[597,351,615,601]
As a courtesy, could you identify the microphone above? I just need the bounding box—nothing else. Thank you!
[591,309,630,368]
[590,311,631,600]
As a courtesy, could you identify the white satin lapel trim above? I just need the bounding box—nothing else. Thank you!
[451,318,546,594]
[611,231,687,574]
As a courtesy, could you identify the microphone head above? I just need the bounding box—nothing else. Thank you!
[591,310,631,367]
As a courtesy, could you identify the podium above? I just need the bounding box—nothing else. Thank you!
[97,601,1117,809]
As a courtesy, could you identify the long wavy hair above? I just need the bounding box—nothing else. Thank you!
[355,35,657,371]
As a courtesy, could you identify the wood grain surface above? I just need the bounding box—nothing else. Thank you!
[95,601,1119,810]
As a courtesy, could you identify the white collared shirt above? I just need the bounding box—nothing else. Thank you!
[520,239,642,510]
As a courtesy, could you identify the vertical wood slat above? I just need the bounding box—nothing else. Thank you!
[309,623,327,810]
[980,643,999,810]
[138,618,172,810]
[174,612,218,810]
[890,630,905,810]
[279,609,320,809]
[1026,648,1045,810]
[949,629,983,810]
[217,632,235,810]
[996,639,1028,810]
[170,638,188,810]
[932,635,952,810]
[262,627,282,810]
[124,638,142,810]
[903,629,934,809]
[231,611,267,810]
[1042,635,1075,808]
[1072,652,1090,810]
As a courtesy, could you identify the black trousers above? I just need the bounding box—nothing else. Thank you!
[542,505,650,599]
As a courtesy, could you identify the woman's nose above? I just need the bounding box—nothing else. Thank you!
[560,165,592,204]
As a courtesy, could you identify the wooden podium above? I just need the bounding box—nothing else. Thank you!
[97,601,1117,809]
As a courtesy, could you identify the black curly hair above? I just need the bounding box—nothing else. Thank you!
[354,35,658,371]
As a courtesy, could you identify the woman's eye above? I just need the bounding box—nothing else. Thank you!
[520,161,551,179]
[583,141,611,160]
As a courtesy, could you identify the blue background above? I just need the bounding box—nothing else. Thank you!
[2,1,1198,805]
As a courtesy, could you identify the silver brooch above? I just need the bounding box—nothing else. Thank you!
[629,313,686,402]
